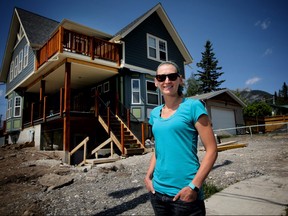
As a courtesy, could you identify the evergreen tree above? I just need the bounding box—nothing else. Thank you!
[282,82,287,99]
[185,73,202,97]
[196,40,225,93]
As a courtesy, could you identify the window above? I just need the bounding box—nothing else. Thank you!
[23,44,29,68]
[14,56,18,77]
[9,61,14,82]
[14,97,22,117]
[97,85,102,95]
[18,50,23,73]
[131,79,141,104]
[146,80,158,105]
[103,81,110,93]
[147,34,167,61]
[7,99,12,119]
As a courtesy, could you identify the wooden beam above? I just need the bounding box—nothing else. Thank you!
[66,57,118,72]
[63,62,71,153]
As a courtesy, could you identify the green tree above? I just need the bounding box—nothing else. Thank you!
[282,82,287,99]
[243,101,272,117]
[185,74,202,97]
[196,40,225,93]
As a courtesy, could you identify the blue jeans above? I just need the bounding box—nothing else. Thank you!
[149,191,206,216]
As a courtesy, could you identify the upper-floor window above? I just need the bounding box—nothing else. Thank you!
[18,50,23,73]
[146,80,159,105]
[14,56,18,78]
[7,98,12,119]
[23,44,29,68]
[9,44,29,82]
[147,34,167,61]
[9,61,14,82]
[131,79,141,104]
[14,96,22,117]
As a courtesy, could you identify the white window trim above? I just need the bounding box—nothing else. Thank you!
[131,79,141,105]
[14,56,18,78]
[14,96,22,117]
[7,98,12,119]
[23,44,29,68]
[147,33,168,62]
[97,85,102,95]
[9,61,14,82]
[103,81,110,93]
[146,80,159,105]
[18,50,23,73]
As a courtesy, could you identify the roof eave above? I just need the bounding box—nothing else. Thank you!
[0,8,19,82]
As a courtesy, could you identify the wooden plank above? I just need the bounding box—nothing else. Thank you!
[86,158,120,164]
[217,141,237,147]
[199,142,248,152]
[217,143,248,152]
[91,138,112,155]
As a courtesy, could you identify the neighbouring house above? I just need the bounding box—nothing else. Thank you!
[190,89,246,136]
[0,3,192,164]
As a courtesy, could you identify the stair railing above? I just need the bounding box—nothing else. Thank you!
[69,136,89,166]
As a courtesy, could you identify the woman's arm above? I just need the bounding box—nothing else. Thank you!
[192,114,218,188]
[173,114,218,202]
[144,152,156,193]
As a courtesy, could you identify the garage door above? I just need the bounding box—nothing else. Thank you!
[211,107,236,135]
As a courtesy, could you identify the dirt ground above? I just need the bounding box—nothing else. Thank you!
[0,133,287,215]
[0,143,70,215]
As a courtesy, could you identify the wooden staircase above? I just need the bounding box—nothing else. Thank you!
[98,113,145,156]
[69,94,147,166]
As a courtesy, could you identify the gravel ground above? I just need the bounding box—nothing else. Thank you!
[0,133,287,215]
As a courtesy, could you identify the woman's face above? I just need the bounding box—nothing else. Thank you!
[155,64,182,96]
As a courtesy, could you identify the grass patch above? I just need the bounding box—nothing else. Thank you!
[203,182,222,199]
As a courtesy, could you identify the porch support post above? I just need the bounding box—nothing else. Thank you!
[63,62,71,162]
[40,80,45,120]
[60,88,64,117]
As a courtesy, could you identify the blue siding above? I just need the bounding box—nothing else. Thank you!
[6,37,35,93]
[123,12,185,75]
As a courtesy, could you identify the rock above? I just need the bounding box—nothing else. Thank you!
[38,173,74,190]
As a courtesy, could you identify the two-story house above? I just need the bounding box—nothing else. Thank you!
[0,3,192,164]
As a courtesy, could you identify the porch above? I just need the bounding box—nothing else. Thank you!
[22,86,149,165]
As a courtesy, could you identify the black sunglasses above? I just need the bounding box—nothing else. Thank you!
[155,73,180,82]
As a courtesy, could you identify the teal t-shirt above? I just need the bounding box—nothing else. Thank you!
[149,98,207,199]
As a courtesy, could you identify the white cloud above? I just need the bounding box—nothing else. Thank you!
[255,18,271,30]
[263,48,273,56]
[245,77,261,85]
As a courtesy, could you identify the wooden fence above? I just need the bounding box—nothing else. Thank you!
[245,115,288,133]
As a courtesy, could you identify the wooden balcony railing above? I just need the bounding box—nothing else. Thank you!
[37,27,121,69]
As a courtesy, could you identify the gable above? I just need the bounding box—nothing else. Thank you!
[112,3,192,65]
[123,11,185,74]
[16,7,59,47]
[191,89,246,107]
[0,7,59,83]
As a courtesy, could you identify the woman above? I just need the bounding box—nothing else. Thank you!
[144,61,218,216]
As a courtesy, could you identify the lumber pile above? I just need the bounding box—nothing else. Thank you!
[199,140,248,152]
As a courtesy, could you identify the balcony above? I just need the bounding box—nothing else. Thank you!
[36,27,121,69]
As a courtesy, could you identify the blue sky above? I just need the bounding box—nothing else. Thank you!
[0,0,287,117]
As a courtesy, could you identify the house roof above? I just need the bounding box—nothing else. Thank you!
[16,7,59,48]
[111,3,193,65]
[190,89,246,107]
[0,8,59,81]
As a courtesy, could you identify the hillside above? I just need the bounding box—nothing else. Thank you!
[236,89,273,104]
